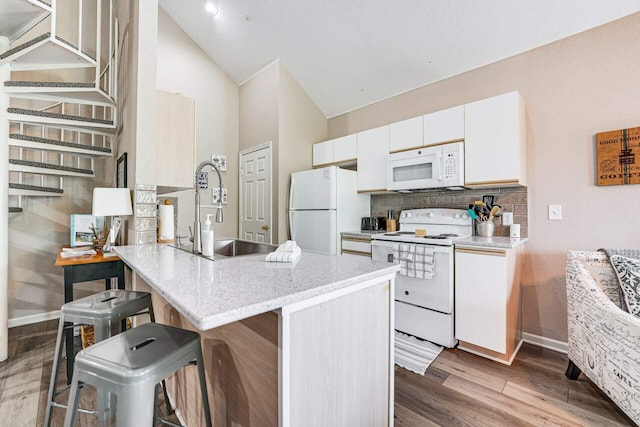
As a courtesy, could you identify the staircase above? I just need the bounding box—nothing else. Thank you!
[1,0,119,213]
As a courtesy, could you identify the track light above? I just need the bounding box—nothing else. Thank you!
[204,0,219,15]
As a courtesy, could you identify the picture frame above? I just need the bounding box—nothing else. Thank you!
[70,214,105,247]
[117,153,127,188]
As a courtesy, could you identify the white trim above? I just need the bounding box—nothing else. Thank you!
[239,58,280,87]
[239,141,273,243]
[278,308,290,427]
[0,36,9,361]
[458,339,524,366]
[522,332,568,354]
[8,310,61,328]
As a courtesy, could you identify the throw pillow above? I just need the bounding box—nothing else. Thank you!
[610,255,640,315]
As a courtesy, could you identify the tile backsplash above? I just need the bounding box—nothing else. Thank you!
[371,186,528,238]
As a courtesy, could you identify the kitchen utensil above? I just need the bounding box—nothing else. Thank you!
[483,195,495,207]
[467,209,478,220]
[488,205,500,221]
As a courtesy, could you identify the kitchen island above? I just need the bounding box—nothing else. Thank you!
[114,243,398,426]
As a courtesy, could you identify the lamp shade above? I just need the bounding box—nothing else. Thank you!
[92,188,133,217]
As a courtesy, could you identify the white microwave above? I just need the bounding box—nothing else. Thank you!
[387,142,465,191]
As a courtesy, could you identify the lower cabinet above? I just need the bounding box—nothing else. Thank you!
[341,235,372,258]
[454,245,522,365]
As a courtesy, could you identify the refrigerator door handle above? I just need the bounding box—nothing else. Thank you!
[289,210,295,241]
[288,177,295,240]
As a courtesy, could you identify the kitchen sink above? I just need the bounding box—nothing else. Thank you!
[170,239,277,260]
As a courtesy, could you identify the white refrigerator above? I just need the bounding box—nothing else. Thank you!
[289,166,370,255]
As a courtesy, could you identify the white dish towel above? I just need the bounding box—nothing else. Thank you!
[393,243,435,279]
[265,240,302,263]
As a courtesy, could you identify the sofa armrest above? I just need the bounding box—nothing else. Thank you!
[566,251,640,423]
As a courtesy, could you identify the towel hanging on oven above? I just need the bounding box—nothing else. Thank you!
[392,244,435,279]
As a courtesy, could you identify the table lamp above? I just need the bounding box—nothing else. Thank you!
[92,187,133,254]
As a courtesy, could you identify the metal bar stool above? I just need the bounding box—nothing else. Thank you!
[44,289,171,426]
[64,322,213,427]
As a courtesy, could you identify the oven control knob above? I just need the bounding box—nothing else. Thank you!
[461,213,469,219]
[454,213,461,219]
[427,212,435,218]
[404,212,411,218]
[404,291,409,296]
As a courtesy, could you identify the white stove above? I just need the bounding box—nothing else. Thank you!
[371,208,472,348]
[372,208,472,245]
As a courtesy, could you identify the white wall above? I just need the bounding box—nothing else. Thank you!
[156,8,240,238]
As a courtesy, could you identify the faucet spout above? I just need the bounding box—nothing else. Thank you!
[193,161,224,254]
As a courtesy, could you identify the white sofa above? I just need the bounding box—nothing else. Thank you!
[566,250,640,423]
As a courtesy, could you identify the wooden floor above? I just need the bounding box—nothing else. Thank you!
[0,320,635,426]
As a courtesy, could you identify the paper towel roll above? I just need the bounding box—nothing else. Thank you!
[158,205,175,241]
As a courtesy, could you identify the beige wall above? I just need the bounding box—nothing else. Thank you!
[277,64,327,242]
[329,13,640,342]
[240,61,327,243]
[156,9,240,238]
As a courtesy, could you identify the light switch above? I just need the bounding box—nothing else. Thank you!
[548,204,562,220]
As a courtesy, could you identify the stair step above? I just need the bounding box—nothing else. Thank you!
[0,0,50,41]
[9,159,94,177]
[9,207,23,213]
[8,107,114,128]
[9,134,112,157]
[9,183,63,196]
[0,32,96,70]
[5,81,115,106]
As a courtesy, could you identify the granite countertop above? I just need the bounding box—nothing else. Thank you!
[455,236,529,249]
[114,244,399,331]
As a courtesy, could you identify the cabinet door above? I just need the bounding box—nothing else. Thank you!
[455,247,507,353]
[464,91,526,187]
[332,134,357,164]
[423,105,464,146]
[156,90,196,191]
[389,116,422,152]
[357,126,389,192]
[313,140,333,167]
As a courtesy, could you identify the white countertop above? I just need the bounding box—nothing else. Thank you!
[114,244,399,331]
[455,236,529,249]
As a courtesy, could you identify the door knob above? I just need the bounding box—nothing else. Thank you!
[261,225,269,231]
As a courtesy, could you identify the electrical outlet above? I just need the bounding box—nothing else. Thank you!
[211,154,227,172]
[548,204,562,220]
[502,212,513,226]
[212,187,228,204]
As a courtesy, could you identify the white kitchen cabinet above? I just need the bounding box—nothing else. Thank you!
[464,91,526,187]
[341,235,372,258]
[312,134,357,167]
[156,90,196,194]
[357,125,389,193]
[454,245,522,365]
[423,105,464,146]
[389,116,422,153]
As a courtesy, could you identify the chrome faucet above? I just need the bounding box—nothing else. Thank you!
[193,160,224,254]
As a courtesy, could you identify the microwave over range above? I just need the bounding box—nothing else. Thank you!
[387,141,464,192]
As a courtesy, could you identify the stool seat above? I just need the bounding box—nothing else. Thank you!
[64,323,212,426]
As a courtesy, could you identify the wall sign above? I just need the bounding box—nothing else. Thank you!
[596,126,640,186]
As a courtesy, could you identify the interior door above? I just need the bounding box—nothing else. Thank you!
[239,143,272,243]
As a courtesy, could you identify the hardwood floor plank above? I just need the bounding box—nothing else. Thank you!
[503,380,634,426]
[396,366,532,426]
[442,373,582,427]
[430,349,508,392]
[394,402,441,427]
[567,387,636,425]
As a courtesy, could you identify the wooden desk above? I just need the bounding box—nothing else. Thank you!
[55,248,126,383]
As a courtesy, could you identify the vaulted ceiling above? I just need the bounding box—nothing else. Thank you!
[160,0,640,118]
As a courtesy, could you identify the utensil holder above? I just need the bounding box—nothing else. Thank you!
[476,220,495,237]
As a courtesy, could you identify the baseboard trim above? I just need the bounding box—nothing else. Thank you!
[522,332,568,354]
[8,311,60,328]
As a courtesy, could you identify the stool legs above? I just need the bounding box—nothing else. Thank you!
[44,320,67,427]
[196,343,213,427]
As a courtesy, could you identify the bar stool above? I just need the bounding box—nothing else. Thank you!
[44,289,171,426]
[64,322,213,426]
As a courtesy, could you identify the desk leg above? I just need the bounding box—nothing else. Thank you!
[63,267,74,385]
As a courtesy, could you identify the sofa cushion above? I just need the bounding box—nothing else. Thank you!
[610,255,640,315]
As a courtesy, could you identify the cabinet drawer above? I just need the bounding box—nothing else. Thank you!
[341,237,371,256]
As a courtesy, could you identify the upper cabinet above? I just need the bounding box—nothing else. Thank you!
[464,91,526,188]
[423,105,464,147]
[357,125,389,193]
[156,90,196,194]
[312,134,357,167]
[389,116,422,152]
